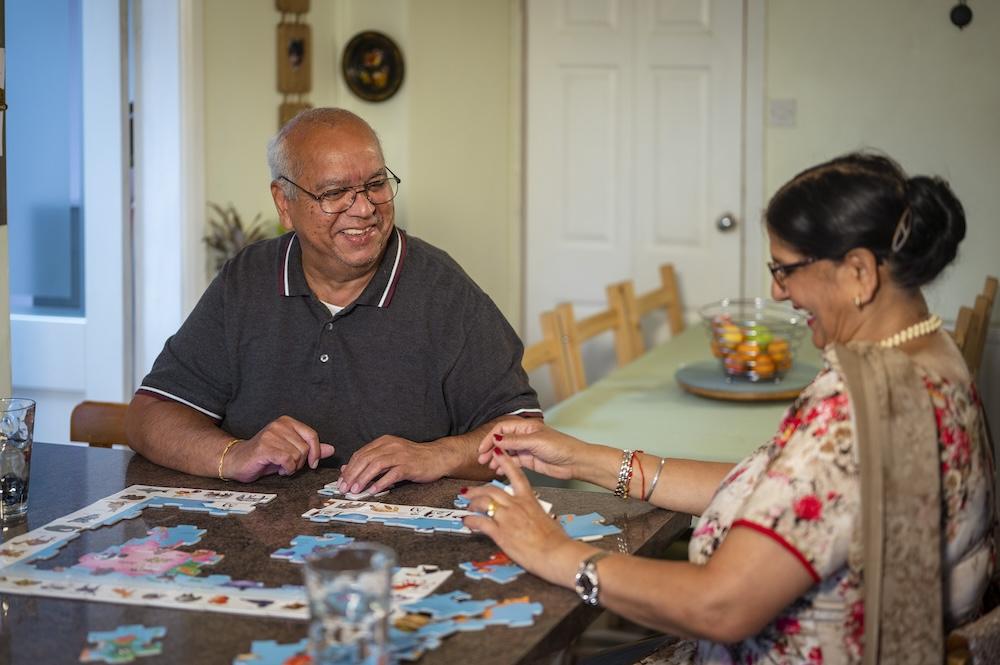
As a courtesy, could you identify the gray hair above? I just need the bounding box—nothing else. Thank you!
[266,108,384,199]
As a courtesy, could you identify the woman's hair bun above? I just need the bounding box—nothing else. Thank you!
[765,151,966,290]
[890,175,966,289]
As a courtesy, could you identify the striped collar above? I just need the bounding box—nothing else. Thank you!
[278,227,407,308]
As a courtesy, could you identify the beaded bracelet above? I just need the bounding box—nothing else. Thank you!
[613,449,636,499]
[218,438,242,481]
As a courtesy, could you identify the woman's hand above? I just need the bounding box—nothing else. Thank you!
[477,421,587,481]
[463,449,588,586]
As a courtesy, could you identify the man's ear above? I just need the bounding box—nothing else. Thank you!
[271,181,295,231]
[841,248,880,307]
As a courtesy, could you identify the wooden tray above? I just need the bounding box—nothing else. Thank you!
[675,360,820,402]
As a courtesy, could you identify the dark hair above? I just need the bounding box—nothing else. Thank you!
[765,152,966,289]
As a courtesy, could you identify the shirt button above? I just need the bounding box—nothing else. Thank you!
[325,322,333,331]
[319,354,329,363]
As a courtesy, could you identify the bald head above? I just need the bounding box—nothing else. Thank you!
[267,108,385,194]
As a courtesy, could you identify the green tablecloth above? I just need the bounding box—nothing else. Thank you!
[544,326,823,466]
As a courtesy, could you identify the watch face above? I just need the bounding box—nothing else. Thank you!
[575,566,599,604]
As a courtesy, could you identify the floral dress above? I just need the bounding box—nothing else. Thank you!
[645,348,995,665]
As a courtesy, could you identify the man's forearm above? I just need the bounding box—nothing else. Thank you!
[125,394,236,478]
[434,415,531,481]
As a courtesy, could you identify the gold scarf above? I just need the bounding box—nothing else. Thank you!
[835,342,943,665]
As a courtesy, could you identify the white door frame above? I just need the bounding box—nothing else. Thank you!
[742,0,766,298]
[132,0,205,387]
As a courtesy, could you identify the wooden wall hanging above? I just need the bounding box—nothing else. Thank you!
[276,0,312,128]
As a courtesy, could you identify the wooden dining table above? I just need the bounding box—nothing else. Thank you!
[545,326,824,467]
[0,443,688,664]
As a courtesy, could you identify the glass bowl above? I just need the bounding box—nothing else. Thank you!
[698,298,807,382]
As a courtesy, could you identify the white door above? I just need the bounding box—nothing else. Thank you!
[525,0,757,398]
[7,0,131,443]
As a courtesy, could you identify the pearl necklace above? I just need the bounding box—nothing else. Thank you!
[878,314,943,349]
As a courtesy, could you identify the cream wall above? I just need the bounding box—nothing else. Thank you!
[764,1,1000,319]
[203,0,521,324]
[765,0,1000,412]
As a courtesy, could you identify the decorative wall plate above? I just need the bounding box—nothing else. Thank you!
[342,31,404,102]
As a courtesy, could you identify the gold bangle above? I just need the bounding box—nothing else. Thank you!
[218,438,242,481]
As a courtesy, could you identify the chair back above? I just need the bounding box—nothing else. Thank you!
[618,263,685,362]
[555,283,632,392]
[69,400,129,448]
[947,600,1000,664]
[521,309,575,402]
[955,276,998,379]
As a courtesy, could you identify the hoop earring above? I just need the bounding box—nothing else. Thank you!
[853,295,863,310]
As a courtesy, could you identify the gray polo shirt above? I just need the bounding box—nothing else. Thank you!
[138,228,541,465]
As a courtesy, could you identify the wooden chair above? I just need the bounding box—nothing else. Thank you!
[947,599,1000,664]
[954,276,998,378]
[69,400,129,448]
[555,282,633,392]
[617,263,685,362]
[521,309,575,402]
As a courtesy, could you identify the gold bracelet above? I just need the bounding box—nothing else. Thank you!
[218,438,242,481]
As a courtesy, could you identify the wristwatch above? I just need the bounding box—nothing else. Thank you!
[574,551,611,606]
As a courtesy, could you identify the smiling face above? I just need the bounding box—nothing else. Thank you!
[767,228,861,349]
[272,119,395,284]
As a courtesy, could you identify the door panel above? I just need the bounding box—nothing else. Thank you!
[526,0,745,403]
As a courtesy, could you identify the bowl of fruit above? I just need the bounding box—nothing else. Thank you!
[699,298,807,382]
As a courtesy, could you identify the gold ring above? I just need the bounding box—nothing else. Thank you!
[486,501,497,518]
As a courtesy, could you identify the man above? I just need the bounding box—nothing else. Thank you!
[126,108,540,494]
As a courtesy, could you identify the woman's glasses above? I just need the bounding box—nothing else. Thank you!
[767,257,816,289]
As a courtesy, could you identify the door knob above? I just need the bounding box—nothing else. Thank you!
[716,213,737,232]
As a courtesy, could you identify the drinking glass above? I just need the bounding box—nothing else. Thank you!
[302,542,396,665]
[0,398,35,524]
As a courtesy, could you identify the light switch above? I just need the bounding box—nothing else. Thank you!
[768,98,797,128]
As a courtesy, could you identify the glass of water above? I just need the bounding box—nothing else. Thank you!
[302,542,396,665]
[0,398,35,524]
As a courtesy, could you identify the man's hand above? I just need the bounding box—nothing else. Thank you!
[223,416,335,483]
[337,435,448,495]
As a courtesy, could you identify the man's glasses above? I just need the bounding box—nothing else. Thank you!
[280,167,401,214]
[767,257,816,289]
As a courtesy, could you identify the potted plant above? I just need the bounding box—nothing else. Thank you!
[203,203,280,274]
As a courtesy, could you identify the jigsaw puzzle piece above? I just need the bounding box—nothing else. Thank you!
[454,479,553,514]
[482,598,544,628]
[318,481,391,501]
[400,590,496,620]
[232,638,308,664]
[458,552,525,584]
[80,624,166,663]
[559,512,622,541]
[379,517,470,535]
[270,533,355,564]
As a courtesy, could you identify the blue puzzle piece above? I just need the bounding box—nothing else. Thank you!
[400,590,496,619]
[483,599,544,627]
[233,638,308,664]
[307,512,373,524]
[379,517,469,534]
[453,479,509,509]
[81,624,166,663]
[459,561,524,584]
[270,533,355,564]
[146,496,252,517]
[559,512,622,541]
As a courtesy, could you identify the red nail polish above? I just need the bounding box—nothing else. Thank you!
[494,433,503,441]
[493,446,503,455]
[459,487,468,494]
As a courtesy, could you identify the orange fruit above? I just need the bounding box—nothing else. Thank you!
[748,353,776,379]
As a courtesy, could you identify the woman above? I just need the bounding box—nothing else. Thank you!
[462,153,995,664]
